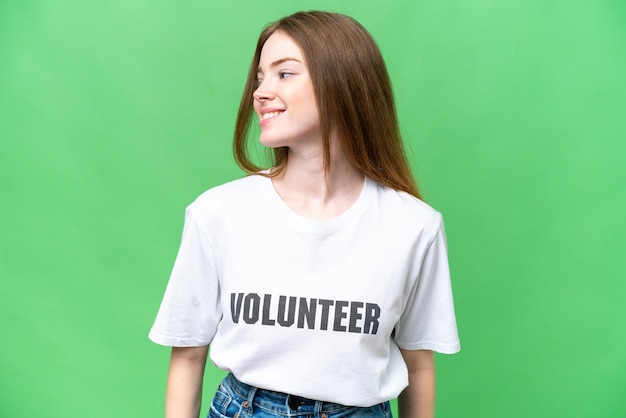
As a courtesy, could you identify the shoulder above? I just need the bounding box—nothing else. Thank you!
[370,180,444,239]
[183,174,269,230]
[189,174,268,211]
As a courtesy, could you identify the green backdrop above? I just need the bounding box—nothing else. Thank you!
[1,1,625,417]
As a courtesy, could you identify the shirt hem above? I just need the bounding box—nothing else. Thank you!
[395,340,461,354]
[148,330,210,347]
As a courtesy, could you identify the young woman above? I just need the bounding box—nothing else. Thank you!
[150,11,460,418]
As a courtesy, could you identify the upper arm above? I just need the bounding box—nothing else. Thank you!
[400,349,435,374]
[170,346,209,366]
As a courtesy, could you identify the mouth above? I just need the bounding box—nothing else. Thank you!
[260,110,284,121]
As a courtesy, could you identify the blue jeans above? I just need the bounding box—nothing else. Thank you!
[209,373,392,418]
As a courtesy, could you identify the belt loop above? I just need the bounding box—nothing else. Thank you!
[242,382,257,415]
[315,399,324,418]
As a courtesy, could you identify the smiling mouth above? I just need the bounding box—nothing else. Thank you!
[261,111,283,120]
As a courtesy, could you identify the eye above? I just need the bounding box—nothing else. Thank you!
[279,71,294,79]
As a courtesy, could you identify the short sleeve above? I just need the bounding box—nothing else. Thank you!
[148,207,221,347]
[394,221,460,353]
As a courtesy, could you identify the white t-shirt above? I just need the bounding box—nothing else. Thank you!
[149,175,460,407]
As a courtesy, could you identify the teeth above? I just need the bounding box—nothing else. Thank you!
[262,111,282,120]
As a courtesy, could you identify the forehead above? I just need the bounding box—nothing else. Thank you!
[258,31,305,67]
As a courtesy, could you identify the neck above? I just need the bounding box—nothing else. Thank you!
[271,143,364,219]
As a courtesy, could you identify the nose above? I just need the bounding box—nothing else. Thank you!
[253,79,274,102]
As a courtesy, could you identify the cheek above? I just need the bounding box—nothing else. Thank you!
[291,94,318,120]
[295,81,317,108]
[296,90,319,118]
[300,110,321,130]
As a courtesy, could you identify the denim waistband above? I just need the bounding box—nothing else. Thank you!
[224,373,356,413]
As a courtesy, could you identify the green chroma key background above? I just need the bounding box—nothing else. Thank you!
[1,1,625,417]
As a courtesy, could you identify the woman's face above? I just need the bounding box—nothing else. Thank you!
[253,31,321,151]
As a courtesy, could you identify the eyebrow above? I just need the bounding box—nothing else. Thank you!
[257,57,302,73]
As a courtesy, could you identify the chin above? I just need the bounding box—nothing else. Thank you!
[259,136,287,149]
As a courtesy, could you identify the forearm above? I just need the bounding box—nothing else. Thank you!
[398,350,436,418]
[165,346,209,418]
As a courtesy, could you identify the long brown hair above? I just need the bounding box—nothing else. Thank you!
[233,11,421,199]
